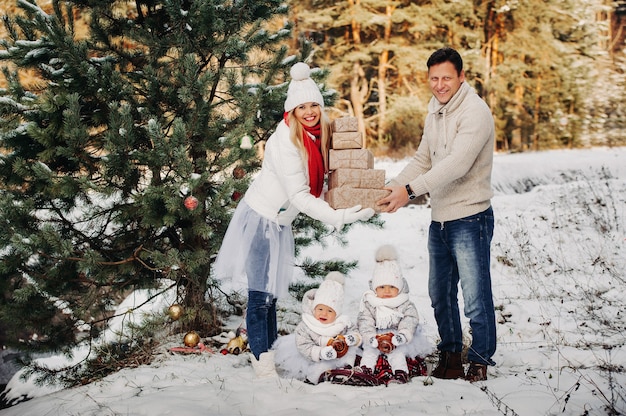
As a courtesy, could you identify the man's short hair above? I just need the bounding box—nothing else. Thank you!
[427,47,463,75]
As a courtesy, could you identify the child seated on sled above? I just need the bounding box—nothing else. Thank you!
[273,271,361,384]
[357,245,430,385]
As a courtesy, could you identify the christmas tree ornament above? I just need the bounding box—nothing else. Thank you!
[183,331,200,347]
[233,167,245,179]
[231,191,242,201]
[168,304,183,321]
[239,134,253,149]
[226,335,248,355]
[184,195,199,210]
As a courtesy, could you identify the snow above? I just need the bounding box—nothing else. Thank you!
[2,147,625,416]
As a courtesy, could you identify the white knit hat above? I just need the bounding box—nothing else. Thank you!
[284,62,325,112]
[313,271,345,315]
[371,245,404,291]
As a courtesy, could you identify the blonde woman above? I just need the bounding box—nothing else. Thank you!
[214,62,374,377]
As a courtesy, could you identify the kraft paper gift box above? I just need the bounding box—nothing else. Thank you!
[325,187,391,212]
[332,131,363,150]
[332,116,358,132]
[328,168,386,189]
[329,149,374,170]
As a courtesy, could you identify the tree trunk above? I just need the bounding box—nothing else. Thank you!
[348,0,367,147]
[377,3,394,144]
[351,61,368,147]
[532,74,542,150]
[482,1,499,151]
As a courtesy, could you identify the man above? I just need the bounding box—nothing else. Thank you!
[378,47,496,382]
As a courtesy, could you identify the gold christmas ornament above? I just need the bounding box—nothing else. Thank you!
[168,304,184,321]
[226,335,247,355]
[183,331,200,347]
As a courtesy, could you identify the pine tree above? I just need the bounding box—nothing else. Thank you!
[0,0,308,354]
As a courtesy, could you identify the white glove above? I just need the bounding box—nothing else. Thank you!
[345,333,360,347]
[321,345,337,360]
[341,205,375,228]
[392,333,407,346]
[369,337,378,349]
[311,202,376,231]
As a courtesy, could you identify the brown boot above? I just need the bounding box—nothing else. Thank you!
[465,362,488,382]
[431,351,464,379]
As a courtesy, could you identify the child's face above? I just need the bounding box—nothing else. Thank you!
[294,102,322,128]
[313,304,337,324]
[375,285,399,299]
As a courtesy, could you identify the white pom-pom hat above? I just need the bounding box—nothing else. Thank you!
[371,245,404,291]
[284,62,325,112]
[313,271,345,315]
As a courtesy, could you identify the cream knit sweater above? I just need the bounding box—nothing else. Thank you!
[389,82,494,222]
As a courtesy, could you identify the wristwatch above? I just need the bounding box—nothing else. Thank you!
[405,184,416,200]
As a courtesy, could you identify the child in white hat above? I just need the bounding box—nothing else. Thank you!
[273,272,361,384]
[357,245,431,385]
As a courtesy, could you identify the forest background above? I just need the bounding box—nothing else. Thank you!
[1,0,625,399]
[2,0,626,154]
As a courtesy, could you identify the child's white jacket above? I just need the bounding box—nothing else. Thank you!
[357,278,420,343]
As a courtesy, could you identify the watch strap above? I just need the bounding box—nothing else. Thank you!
[405,184,416,200]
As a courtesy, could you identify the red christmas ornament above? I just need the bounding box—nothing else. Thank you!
[233,167,245,179]
[231,191,242,201]
[184,195,199,210]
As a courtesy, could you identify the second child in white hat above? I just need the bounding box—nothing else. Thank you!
[357,245,432,385]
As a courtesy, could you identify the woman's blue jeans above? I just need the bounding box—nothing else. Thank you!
[245,220,278,359]
[428,206,496,366]
[246,290,277,360]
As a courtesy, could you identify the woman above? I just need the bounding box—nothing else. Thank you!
[213,62,374,377]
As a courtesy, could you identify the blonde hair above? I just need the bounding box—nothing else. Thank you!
[287,110,332,172]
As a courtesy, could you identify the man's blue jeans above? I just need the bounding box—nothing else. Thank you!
[428,206,496,366]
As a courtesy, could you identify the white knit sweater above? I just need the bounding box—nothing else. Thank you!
[389,82,495,222]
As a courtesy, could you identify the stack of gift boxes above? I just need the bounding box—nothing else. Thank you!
[325,117,390,212]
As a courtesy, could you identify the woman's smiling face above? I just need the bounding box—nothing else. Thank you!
[293,102,322,127]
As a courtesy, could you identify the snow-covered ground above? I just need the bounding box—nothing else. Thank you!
[1,147,625,416]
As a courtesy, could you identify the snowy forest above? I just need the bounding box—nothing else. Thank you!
[0,0,625,410]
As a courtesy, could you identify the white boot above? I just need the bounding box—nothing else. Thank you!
[250,351,278,378]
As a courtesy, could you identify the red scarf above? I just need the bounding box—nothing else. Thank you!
[283,112,324,197]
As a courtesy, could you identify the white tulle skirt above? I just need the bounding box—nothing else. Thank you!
[213,200,295,298]
[272,334,358,384]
